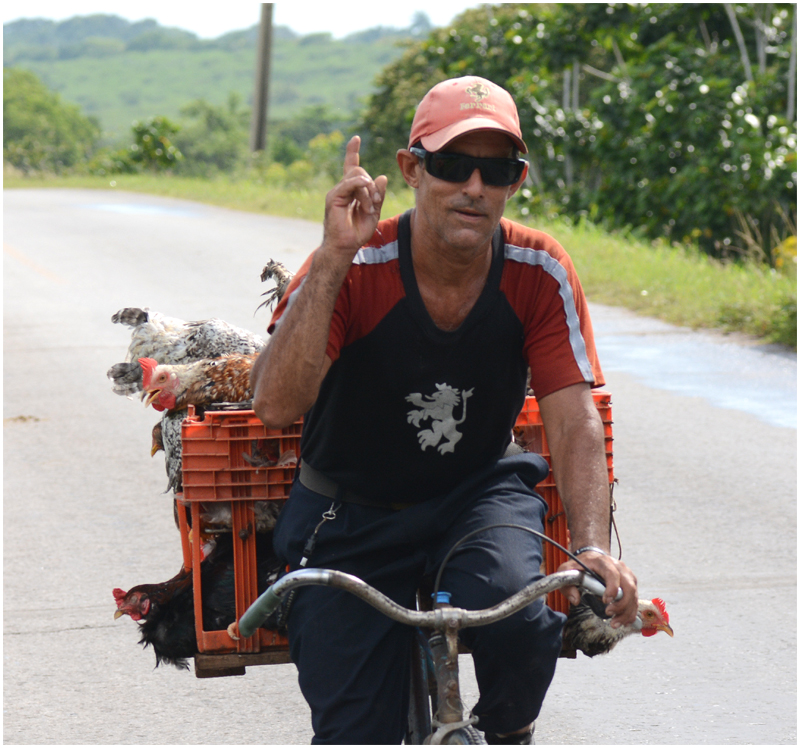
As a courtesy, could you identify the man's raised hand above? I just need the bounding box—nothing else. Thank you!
[321,135,388,258]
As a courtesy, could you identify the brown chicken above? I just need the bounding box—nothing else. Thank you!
[138,354,256,413]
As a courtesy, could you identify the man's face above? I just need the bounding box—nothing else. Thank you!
[412,130,523,255]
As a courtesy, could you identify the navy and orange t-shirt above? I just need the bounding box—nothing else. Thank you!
[270,211,603,506]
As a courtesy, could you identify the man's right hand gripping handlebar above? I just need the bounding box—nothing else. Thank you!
[320,135,388,268]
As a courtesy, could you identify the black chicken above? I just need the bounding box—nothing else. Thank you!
[113,532,284,670]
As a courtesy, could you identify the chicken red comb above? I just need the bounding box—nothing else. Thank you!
[138,357,159,388]
[652,597,669,622]
[112,587,128,605]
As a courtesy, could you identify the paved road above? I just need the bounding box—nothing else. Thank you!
[4,189,796,744]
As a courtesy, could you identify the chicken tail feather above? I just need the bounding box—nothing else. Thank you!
[107,361,144,395]
[111,307,149,327]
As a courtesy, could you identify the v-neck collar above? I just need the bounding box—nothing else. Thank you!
[397,210,505,342]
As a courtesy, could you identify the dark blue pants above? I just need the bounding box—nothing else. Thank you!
[273,453,566,744]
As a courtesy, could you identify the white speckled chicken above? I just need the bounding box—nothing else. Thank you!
[107,307,266,397]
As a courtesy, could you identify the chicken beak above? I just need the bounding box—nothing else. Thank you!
[151,443,159,457]
[114,609,125,620]
[144,390,161,408]
[657,622,674,637]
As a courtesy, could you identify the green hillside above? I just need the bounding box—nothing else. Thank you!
[3,14,428,140]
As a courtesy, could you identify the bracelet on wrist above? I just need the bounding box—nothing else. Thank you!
[573,545,610,557]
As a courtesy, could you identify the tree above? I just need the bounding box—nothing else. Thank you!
[269,104,352,162]
[359,3,797,264]
[173,93,249,176]
[3,67,100,173]
[125,116,182,171]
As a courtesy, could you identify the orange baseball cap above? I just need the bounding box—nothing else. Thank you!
[408,76,527,154]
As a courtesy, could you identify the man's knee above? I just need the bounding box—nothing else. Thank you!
[463,598,564,664]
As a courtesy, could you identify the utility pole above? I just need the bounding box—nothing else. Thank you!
[250,3,273,152]
[789,4,796,124]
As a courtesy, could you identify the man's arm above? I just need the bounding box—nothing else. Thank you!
[538,382,638,626]
[250,136,387,428]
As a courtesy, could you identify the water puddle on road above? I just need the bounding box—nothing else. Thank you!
[590,304,797,430]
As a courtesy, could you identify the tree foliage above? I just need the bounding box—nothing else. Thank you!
[3,67,100,172]
[172,93,249,176]
[124,116,183,171]
[360,3,797,264]
[3,13,421,137]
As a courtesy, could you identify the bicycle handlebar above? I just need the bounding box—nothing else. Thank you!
[232,568,618,640]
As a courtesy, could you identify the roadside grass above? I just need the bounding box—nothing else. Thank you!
[546,218,797,347]
[5,171,796,348]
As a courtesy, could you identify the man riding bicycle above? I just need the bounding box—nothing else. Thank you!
[251,75,638,744]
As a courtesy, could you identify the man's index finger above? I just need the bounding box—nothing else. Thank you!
[343,135,361,175]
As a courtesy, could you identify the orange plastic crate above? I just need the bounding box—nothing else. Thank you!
[176,392,614,661]
[515,391,614,614]
[178,406,299,663]
[174,497,290,665]
[181,408,301,502]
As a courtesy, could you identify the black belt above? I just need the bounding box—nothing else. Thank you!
[298,460,414,511]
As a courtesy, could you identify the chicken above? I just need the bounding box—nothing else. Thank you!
[113,568,195,669]
[151,409,187,494]
[138,354,256,413]
[108,308,266,397]
[562,593,673,657]
[200,499,286,534]
[242,438,298,468]
[257,260,294,313]
[151,409,189,530]
[109,262,295,479]
[113,532,284,670]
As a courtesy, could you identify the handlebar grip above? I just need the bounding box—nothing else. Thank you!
[237,585,282,639]
[579,574,623,601]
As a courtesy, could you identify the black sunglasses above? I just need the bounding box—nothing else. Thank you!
[410,146,527,187]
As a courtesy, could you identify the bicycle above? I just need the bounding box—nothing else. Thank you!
[228,563,618,744]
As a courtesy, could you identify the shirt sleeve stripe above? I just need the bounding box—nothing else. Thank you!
[354,241,399,265]
[271,241,399,336]
[504,243,595,383]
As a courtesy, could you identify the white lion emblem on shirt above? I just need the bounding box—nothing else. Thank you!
[405,384,474,454]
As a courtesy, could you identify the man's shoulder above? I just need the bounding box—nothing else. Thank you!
[500,217,568,258]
